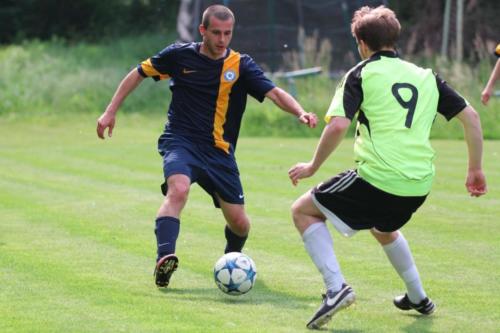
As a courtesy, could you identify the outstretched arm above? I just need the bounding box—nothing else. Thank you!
[455,106,487,196]
[97,69,144,139]
[481,58,500,106]
[288,116,351,186]
[265,87,318,128]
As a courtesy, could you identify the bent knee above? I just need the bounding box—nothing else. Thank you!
[291,197,313,223]
[370,229,400,245]
[290,198,304,220]
[234,214,250,232]
[290,195,326,234]
[228,215,250,235]
[166,182,190,203]
[290,201,308,232]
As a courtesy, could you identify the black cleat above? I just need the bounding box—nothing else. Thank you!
[306,284,356,330]
[393,294,436,315]
[154,254,178,288]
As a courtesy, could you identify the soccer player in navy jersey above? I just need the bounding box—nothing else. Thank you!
[287,6,486,329]
[96,5,317,288]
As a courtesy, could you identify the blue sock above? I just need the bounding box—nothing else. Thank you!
[155,216,180,261]
[224,225,248,253]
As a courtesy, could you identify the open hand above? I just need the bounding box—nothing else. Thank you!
[288,162,316,186]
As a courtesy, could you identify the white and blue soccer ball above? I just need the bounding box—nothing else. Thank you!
[214,252,257,295]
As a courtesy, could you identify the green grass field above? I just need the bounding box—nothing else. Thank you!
[1,114,499,333]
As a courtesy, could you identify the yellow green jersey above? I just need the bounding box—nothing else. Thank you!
[326,51,467,196]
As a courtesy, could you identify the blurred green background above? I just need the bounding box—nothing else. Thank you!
[0,0,498,138]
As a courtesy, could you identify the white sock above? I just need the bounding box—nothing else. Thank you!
[382,232,427,303]
[302,222,345,292]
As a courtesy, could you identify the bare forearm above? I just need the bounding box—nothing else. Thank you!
[107,69,144,114]
[457,106,483,170]
[485,59,500,90]
[266,87,305,117]
[310,118,350,170]
[464,122,483,171]
[97,69,144,139]
[265,87,318,127]
[455,106,487,196]
[288,117,350,185]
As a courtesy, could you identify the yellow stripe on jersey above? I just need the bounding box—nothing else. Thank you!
[213,50,240,153]
[496,43,500,57]
[140,59,170,80]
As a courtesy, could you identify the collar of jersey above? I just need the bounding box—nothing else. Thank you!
[371,50,399,59]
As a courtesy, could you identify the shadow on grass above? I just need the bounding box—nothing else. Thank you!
[401,313,435,333]
[317,329,363,333]
[158,278,316,309]
[156,281,436,333]
[308,313,434,333]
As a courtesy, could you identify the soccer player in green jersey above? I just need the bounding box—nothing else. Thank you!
[288,5,487,330]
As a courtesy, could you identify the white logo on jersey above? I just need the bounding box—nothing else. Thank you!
[224,69,236,82]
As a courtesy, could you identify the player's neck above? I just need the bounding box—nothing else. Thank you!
[365,47,396,59]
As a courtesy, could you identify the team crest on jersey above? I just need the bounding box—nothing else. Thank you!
[223,69,236,82]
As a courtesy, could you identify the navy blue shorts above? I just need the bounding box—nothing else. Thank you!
[158,134,244,208]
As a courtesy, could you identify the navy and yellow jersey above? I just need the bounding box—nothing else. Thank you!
[137,42,275,154]
[495,43,500,57]
[326,51,467,196]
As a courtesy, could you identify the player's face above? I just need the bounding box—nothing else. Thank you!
[199,16,234,59]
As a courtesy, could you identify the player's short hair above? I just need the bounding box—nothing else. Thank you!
[351,6,400,51]
[202,5,235,28]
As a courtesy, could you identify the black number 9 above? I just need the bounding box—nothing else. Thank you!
[391,83,418,128]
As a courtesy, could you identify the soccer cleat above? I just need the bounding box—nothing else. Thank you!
[306,284,356,330]
[154,254,179,288]
[393,294,436,315]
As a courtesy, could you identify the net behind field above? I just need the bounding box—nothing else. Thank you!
[178,0,387,73]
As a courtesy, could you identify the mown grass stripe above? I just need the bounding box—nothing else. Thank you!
[1,115,499,332]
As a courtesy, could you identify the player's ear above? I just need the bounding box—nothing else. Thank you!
[199,24,206,36]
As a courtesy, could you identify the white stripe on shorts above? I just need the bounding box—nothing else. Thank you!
[335,173,358,192]
[321,170,357,194]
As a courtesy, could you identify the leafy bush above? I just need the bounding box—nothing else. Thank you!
[1,35,498,139]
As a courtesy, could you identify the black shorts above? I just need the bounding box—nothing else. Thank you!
[311,170,427,236]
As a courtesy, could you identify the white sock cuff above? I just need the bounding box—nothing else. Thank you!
[382,231,406,252]
[302,222,326,240]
